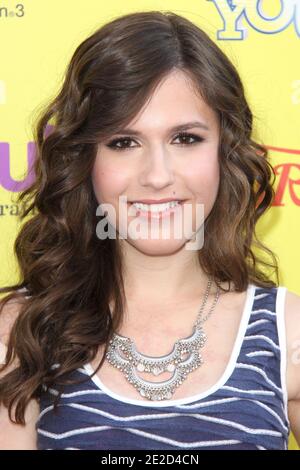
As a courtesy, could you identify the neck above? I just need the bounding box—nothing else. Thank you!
[119,239,222,304]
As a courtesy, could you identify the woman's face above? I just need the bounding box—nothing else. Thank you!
[91,69,220,255]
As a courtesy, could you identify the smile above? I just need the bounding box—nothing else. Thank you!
[128,200,184,219]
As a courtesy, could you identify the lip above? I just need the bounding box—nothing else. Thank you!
[128,198,185,204]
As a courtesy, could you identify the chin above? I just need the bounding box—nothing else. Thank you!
[126,237,187,255]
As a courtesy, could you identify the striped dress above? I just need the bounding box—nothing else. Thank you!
[35,284,290,450]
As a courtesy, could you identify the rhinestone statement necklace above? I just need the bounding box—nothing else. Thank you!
[105,276,221,401]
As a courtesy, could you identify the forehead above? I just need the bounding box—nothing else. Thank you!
[123,70,218,132]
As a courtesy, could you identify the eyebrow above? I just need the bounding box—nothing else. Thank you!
[113,120,210,136]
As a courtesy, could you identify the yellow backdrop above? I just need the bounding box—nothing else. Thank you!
[0,0,299,450]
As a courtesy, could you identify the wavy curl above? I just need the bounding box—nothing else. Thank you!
[0,10,279,424]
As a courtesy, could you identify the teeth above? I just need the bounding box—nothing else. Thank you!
[132,201,180,212]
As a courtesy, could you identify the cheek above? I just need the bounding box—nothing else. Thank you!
[185,155,220,200]
[91,161,129,203]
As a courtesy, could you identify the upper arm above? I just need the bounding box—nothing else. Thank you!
[285,289,300,447]
[0,295,40,450]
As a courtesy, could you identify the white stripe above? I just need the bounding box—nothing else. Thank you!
[38,407,282,441]
[37,424,243,448]
[189,413,283,437]
[251,309,276,317]
[178,396,288,434]
[37,385,275,419]
[48,366,88,375]
[76,367,90,375]
[256,445,267,450]
[37,403,283,439]
[236,363,282,393]
[47,388,106,398]
[66,398,289,434]
[39,401,241,423]
[254,293,270,300]
[38,397,241,420]
[179,397,241,409]
[38,425,111,440]
[43,447,79,450]
[246,319,270,329]
[221,385,275,396]
[251,400,289,434]
[246,351,275,357]
[243,334,280,351]
[38,404,59,420]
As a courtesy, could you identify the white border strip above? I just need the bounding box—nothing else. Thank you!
[276,285,290,430]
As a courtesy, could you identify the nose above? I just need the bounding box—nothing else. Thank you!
[139,146,175,189]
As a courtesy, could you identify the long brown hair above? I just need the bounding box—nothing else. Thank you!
[0,10,279,425]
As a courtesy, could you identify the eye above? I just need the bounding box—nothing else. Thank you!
[173,132,205,146]
[105,137,137,151]
[105,132,205,152]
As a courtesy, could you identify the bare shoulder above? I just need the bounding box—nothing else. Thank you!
[284,288,300,447]
[284,289,300,401]
[0,293,26,350]
[0,292,39,450]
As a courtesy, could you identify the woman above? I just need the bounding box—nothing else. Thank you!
[0,10,299,450]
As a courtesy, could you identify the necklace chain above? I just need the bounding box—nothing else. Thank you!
[105,276,221,401]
